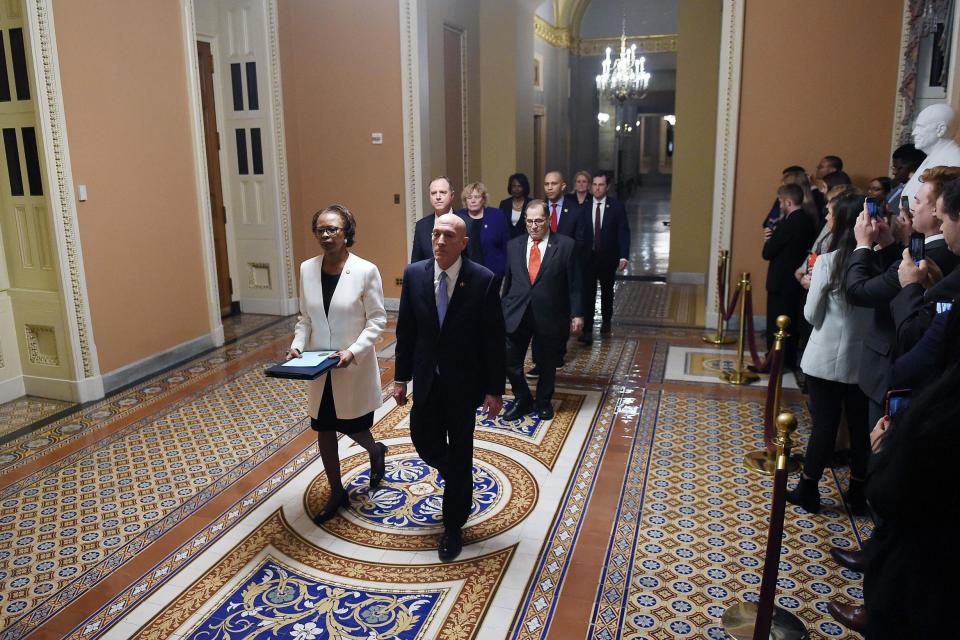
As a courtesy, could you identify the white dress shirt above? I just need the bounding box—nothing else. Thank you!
[592,197,607,228]
[434,256,461,303]
[525,232,550,269]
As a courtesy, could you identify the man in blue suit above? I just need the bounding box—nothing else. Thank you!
[579,172,630,343]
[393,213,505,562]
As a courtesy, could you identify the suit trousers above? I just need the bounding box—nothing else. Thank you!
[765,290,803,369]
[506,307,562,409]
[409,375,477,531]
[802,374,870,482]
[584,253,616,331]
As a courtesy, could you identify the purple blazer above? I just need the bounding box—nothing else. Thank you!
[455,206,510,277]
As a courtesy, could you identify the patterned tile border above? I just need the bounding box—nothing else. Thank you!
[131,510,515,640]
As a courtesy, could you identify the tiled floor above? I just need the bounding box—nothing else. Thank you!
[0,288,868,639]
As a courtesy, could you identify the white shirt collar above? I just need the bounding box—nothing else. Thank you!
[926,233,945,245]
[434,256,462,283]
[527,231,550,247]
[595,197,607,207]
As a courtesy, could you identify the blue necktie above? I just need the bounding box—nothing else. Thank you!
[437,271,448,325]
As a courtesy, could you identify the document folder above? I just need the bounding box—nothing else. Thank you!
[264,351,340,380]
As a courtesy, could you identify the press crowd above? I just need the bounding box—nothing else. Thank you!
[759,148,959,638]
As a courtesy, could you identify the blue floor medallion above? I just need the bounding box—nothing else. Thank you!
[307,444,537,550]
[184,557,445,640]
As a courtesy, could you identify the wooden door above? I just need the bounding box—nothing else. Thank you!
[197,41,232,317]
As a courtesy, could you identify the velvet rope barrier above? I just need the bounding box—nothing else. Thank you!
[704,251,736,345]
[762,346,783,452]
[743,287,772,370]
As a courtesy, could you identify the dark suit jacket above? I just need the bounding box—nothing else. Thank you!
[395,257,505,407]
[845,245,906,403]
[501,233,582,338]
[890,308,951,390]
[762,209,817,293]
[409,211,469,263]
[547,195,589,249]
[582,195,631,263]
[454,207,511,277]
[889,239,960,352]
[498,197,532,239]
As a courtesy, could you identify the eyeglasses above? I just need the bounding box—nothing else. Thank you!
[526,218,547,226]
[316,226,343,236]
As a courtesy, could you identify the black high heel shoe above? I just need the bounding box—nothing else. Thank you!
[313,490,349,525]
[369,443,388,488]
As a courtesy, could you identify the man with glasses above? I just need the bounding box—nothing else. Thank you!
[501,200,583,421]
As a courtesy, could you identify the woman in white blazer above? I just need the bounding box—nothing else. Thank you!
[787,191,872,514]
[287,205,387,524]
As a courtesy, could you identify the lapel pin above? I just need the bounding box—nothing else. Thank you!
[345,269,351,274]
[459,282,465,287]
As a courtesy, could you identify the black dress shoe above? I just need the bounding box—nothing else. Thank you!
[830,547,870,573]
[600,321,612,334]
[313,490,349,525]
[578,333,593,345]
[537,404,555,420]
[369,442,388,489]
[503,401,532,422]
[827,601,868,633]
[438,529,463,562]
[526,365,540,379]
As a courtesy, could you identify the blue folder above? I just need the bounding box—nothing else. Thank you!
[264,354,340,380]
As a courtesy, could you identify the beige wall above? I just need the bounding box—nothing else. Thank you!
[668,0,722,276]
[730,0,903,310]
[54,0,210,373]
[278,0,407,297]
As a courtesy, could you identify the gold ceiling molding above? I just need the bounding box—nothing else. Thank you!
[534,15,575,49]
[578,33,678,56]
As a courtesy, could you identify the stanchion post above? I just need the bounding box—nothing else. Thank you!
[719,273,760,385]
[703,250,735,345]
[743,315,800,475]
[720,411,808,640]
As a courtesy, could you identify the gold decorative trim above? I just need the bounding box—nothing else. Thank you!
[891,0,913,152]
[27,0,97,379]
[248,262,272,289]
[578,33,678,57]
[24,324,58,366]
[265,0,296,300]
[399,0,422,254]
[534,15,574,49]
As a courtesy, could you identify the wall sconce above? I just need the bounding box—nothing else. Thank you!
[597,112,610,125]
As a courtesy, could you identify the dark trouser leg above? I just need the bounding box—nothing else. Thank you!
[598,260,617,324]
[802,374,844,482]
[441,394,478,530]
[842,384,871,479]
[506,312,535,407]
[410,382,449,477]
[583,253,598,333]
[866,398,884,438]
[531,331,562,408]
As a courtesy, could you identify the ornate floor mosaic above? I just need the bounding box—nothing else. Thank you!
[0,396,75,440]
[0,280,873,640]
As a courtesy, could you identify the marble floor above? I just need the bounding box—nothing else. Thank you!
[623,187,671,278]
[0,286,868,639]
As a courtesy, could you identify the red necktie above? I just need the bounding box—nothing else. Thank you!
[550,203,558,233]
[529,240,541,284]
[594,202,602,252]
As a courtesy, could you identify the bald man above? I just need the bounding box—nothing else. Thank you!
[393,213,505,562]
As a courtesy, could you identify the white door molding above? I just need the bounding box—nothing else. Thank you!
[181,0,226,347]
[399,0,424,256]
[24,0,103,401]
[705,0,745,330]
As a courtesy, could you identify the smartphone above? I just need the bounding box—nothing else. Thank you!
[866,198,880,219]
[909,232,925,265]
[936,301,953,314]
[884,389,911,417]
[900,195,910,214]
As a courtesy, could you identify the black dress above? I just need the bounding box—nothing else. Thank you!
[310,270,375,434]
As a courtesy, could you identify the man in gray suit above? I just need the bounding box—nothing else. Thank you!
[501,200,583,421]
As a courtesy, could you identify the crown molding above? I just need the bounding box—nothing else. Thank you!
[534,15,677,57]
[534,15,574,49]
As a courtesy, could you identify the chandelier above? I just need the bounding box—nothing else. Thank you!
[595,8,651,103]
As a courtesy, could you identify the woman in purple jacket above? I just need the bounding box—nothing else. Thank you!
[457,181,510,291]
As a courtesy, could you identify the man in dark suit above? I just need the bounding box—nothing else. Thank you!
[579,172,630,344]
[501,201,583,421]
[393,213,505,562]
[410,176,462,262]
[543,171,588,245]
[762,183,817,368]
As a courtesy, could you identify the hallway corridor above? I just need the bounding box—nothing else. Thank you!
[0,283,869,639]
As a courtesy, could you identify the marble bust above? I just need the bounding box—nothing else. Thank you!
[902,103,960,201]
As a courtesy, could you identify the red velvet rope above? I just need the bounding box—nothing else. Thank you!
[762,347,783,452]
[715,254,741,322]
[743,288,772,370]
[752,462,790,640]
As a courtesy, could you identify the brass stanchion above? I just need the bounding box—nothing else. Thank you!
[722,412,808,640]
[703,250,735,345]
[719,273,759,385]
[744,315,801,475]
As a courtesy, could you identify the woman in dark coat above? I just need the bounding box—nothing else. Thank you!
[498,173,532,238]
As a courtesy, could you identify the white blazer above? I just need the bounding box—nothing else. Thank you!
[291,253,387,420]
[799,250,871,383]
